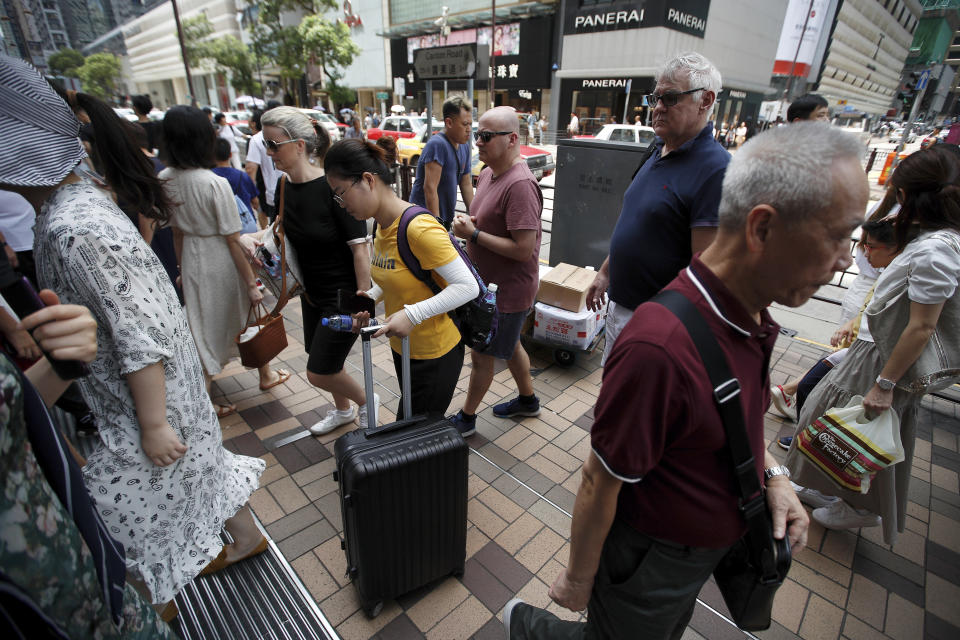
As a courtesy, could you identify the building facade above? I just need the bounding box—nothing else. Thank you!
[556,0,787,135]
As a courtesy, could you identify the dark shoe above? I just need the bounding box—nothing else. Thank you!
[503,598,526,639]
[777,435,793,450]
[450,410,476,437]
[493,396,541,419]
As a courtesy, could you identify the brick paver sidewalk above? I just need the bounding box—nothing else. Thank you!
[215,298,960,640]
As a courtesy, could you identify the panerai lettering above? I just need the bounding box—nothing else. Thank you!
[574,9,643,29]
[667,8,706,33]
[582,79,629,89]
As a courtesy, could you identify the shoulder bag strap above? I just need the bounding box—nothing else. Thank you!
[273,174,290,314]
[652,289,777,577]
[396,206,443,296]
[630,143,657,181]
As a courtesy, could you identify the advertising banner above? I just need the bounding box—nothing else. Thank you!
[773,0,832,77]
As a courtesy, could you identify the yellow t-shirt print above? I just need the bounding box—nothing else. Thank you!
[372,212,462,359]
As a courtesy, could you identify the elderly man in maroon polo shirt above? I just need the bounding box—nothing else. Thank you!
[504,122,866,639]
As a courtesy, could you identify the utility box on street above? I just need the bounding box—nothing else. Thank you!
[551,138,651,269]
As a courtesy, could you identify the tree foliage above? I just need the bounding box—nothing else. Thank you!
[47,48,85,77]
[250,0,360,102]
[182,14,262,95]
[76,53,122,99]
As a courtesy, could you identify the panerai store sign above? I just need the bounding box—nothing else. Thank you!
[565,0,711,39]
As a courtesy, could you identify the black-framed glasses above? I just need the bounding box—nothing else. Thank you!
[265,138,299,153]
[474,130,512,143]
[333,178,360,207]
[645,87,705,108]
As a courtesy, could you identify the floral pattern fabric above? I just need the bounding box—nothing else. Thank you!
[33,180,265,602]
[0,357,173,638]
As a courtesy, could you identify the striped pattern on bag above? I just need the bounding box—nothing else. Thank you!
[796,412,900,494]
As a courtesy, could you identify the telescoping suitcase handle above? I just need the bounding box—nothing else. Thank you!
[360,326,413,434]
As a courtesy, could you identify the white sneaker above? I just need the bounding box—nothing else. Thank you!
[812,500,881,530]
[791,481,839,510]
[770,385,798,421]
[502,598,525,639]
[309,408,356,436]
[356,393,380,428]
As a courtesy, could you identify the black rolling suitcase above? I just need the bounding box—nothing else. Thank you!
[333,328,468,618]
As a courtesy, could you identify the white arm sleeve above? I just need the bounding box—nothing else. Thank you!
[364,282,384,304]
[403,255,480,325]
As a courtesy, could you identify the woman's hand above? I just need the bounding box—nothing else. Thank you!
[20,291,98,364]
[247,283,264,305]
[141,422,187,467]
[238,234,264,266]
[8,327,41,361]
[373,310,414,339]
[349,310,372,334]
[831,319,856,348]
[862,383,894,420]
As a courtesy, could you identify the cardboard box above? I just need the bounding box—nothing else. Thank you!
[533,302,605,350]
[537,263,597,312]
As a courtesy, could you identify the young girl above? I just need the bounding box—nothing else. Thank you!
[324,138,478,423]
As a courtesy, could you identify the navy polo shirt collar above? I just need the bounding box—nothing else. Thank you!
[653,122,717,160]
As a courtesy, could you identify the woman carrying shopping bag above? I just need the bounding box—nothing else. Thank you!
[161,107,289,417]
[238,107,375,436]
[785,145,960,544]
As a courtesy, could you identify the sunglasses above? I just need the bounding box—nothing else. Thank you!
[265,138,299,153]
[645,87,705,108]
[474,130,512,143]
[333,178,360,207]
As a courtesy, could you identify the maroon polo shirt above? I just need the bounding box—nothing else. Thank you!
[591,256,779,548]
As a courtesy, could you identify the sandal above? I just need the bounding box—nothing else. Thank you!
[216,404,237,418]
[259,368,291,391]
[198,536,269,577]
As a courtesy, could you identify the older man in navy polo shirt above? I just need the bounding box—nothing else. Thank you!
[586,52,730,365]
[504,121,866,640]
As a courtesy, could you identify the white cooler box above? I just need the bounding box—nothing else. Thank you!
[533,301,605,349]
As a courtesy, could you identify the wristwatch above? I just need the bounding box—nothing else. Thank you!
[764,465,791,482]
[875,375,897,391]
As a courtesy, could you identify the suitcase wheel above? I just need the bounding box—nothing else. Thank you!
[363,601,383,619]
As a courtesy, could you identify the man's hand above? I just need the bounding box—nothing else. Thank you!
[548,568,593,612]
[765,477,809,553]
[141,422,187,467]
[451,213,476,240]
[586,270,609,312]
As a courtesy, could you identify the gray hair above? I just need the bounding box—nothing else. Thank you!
[718,122,864,230]
[655,52,722,96]
[261,106,329,158]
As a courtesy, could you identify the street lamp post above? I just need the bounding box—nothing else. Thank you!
[171,0,197,106]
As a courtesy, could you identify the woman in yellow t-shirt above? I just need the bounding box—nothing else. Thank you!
[325,137,479,426]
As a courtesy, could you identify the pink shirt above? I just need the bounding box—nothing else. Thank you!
[468,162,542,313]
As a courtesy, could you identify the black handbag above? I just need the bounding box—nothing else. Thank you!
[654,290,791,632]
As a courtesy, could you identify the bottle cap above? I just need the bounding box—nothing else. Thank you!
[321,317,330,327]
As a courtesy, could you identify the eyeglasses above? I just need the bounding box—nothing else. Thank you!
[265,138,299,153]
[645,87,705,108]
[333,178,360,207]
[474,130,512,143]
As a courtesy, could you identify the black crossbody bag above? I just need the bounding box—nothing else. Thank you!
[653,289,791,632]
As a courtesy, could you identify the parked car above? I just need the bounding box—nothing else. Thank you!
[366,115,428,141]
[113,107,138,122]
[574,124,656,146]
[888,127,917,144]
[227,120,252,159]
[296,108,342,141]
[396,124,555,183]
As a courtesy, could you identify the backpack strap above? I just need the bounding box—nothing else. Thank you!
[396,206,443,295]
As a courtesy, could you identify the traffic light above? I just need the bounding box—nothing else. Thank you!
[897,71,921,112]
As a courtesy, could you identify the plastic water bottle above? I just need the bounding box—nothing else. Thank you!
[322,315,380,332]
[484,283,498,308]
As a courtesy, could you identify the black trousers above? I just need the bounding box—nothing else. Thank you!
[511,519,730,640]
[391,341,464,419]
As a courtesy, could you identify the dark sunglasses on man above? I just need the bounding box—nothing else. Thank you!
[645,87,705,108]
[474,130,512,143]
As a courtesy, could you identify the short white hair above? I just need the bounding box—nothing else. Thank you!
[655,52,722,96]
[718,122,864,230]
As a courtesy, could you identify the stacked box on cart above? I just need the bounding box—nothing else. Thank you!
[533,301,605,349]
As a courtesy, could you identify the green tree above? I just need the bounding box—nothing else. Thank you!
[251,0,360,105]
[182,15,262,96]
[76,52,122,99]
[47,48,85,77]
